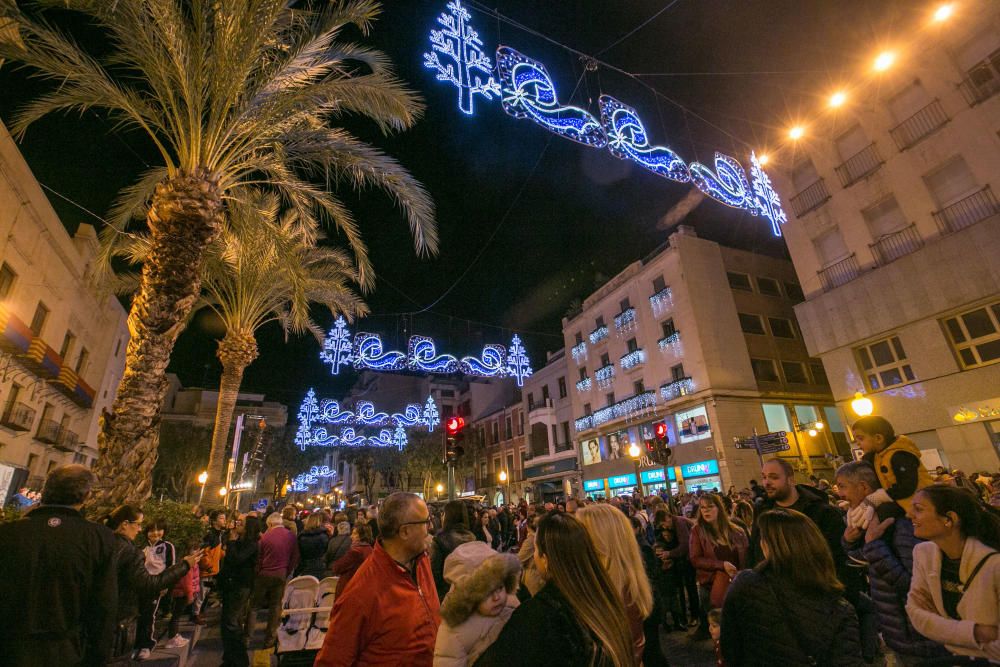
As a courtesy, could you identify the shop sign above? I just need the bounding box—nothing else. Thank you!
[950,398,1000,424]
[608,473,637,489]
[679,459,719,478]
[640,469,666,484]
[524,457,577,479]
[583,478,605,492]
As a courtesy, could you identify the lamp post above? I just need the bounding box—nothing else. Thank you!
[197,471,208,505]
[435,482,444,499]
[218,486,228,508]
[851,392,874,417]
[498,470,509,505]
[628,444,645,497]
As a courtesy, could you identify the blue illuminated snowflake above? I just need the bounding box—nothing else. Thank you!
[423,0,501,115]
[319,316,353,375]
[506,334,532,387]
[422,395,440,432]
[750,152,787,236]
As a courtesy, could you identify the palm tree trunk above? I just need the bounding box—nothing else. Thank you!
[205,331,259,499]
[90,169,223,509]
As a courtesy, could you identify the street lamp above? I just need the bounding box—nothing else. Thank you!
[197,471,208,505]
[851,392,874,417]
[435,482,444,497]
[628,443,645,496]
[498,470,509,505]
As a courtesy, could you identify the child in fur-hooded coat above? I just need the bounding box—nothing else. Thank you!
[433,541,521,667]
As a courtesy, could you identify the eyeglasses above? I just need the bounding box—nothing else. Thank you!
[400,517,433,529]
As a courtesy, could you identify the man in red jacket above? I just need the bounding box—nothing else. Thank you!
[315,492,440,667]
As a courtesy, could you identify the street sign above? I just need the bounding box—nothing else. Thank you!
[734,431,788,449]
[758,442,791,454]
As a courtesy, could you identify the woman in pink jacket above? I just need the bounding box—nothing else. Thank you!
[689,493,748,640]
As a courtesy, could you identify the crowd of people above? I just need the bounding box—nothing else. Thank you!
[3,414,1000,666]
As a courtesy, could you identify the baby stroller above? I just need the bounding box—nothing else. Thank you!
[274,575,338,664]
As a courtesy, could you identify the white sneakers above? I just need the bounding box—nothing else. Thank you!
[136,648,151,660]
[164,634,190,648]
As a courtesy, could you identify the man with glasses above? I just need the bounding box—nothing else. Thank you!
[316,492,441,666]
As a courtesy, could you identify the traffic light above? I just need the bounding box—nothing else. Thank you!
[655,422,668,441]
[444,416,465,463]
[646,422,672,465]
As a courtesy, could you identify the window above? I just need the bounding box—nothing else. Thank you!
[520,450,527,469]
[584,403,592,416]
[856,336,915,390]
[781,361,808,384]
[480,461,487,480]
[0,263,16,298]
[596,315,605,328]
[626,337,638,353]
[727,272,753,291]
[561,421,570,446]
[506,454,515,475]
[888,81,932,122]
[493,458,500,474]
[814,227,850,267]
[862,195,908,239]
[652,275,666,292]
[443,404,454,418]
[505,417,512,440]
[518,412,524,436]
[527,392,534,409]
[924,156,978,209]
[574,331,583,345]
[440,389,455,398]
[670,364,686,381]
[739,313,766,335]
[756,277,781,296]
[460,400,471,416]
[661,319,676,337]
[633,380,645,394]
[784,282,805,303]
[578,367,587,382]
[550,425,558,451]
[810,361,829,385]
[600,353,610,367]
[541,385,550,401]
[944,301,1000,369]
[835,124,870,161]
[26,453,38,475]
[59,331,76,359]
[751,358,780,382]
[30,302,49,336]
[73,453,86,464]
[768,317,796,339]
[619,297,631,312]
[491,421,499,443]
[792,159,821,191]
[557,377,567,399]
[606,392,615,406]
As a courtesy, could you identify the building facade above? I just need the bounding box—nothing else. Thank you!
[519,348,579,501]
[773,3,1000,472]
[564,227,842,497]
[0,122,128,499]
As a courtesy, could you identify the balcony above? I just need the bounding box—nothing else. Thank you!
[570,341,587,364]
[933,186,999,234]
[36,418,63,445]
[959,72,1000,107]
[595,364,615,389]
[789,178,831,217]
[528,397,554,413]
[834,143,883,187]
[870,224,924,267]
[649,288,673,317]
[889,100,949,151]
[575,377,592,393]
[658,331,681,353]
[620,349,645,371]
[589,325,609,345]
[554,440,575,453]
[660,377,695,401]
[575,390,657,432]
[818,254,861,292]
[614,307,637,334]
[1,402,36,431]
[55,428,80,453]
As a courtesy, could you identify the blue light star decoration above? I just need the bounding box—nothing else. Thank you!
[422,395,440,432]
[319,316,353,375]
[599,95,690,183]
[750,151,787,236]
[423,0,501,115]
[506,334,532,387]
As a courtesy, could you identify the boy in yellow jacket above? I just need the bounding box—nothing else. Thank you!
[853,416,934,514]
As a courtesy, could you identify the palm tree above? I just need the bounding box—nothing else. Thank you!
[0,0,436,506]
[110,189,368,498]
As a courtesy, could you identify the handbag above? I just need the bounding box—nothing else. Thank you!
[709,569,731,608]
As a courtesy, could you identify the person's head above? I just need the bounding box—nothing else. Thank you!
[334,511,348,524]
[835,461,880,508]
[543,501,554,512]
[731,500,754,528]
[934,466,947,477]
[40,464,96,507]
[242,515,263,542]
[909,486,1000,550]
[303,512,324,532]
[281,505,297,521]
[707,608,722,641]
[566,499,579,514]
[351,522,374,545]
[336,520,351,536]
[698,494,737,546]
[107,505,144,541]
[442,500,468,531]
[266,512,284,530]
[577,504,654,619]
[380,492,431,558]
[535,513,634,667]
[441,541,521,622]
[852,416,897,455]
[749,479,760,488]
[757,508,842,594]
[145,518,168,544]
[761,458,796,502]
[209,509,227,529]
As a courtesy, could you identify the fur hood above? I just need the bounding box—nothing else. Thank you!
[440,546,521,627]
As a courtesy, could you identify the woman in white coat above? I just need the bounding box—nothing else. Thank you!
[907,485,1000,662]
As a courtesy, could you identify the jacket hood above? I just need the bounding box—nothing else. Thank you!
[794,483,832,507]
[440,545,521,627]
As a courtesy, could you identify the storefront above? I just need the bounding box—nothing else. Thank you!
[640,468,668,495]
[524,457,578,502]
[583,477,607,498]
[608,472,637,497]
[675,459,722,493]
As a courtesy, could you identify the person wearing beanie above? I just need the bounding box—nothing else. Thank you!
[434,541,521,667]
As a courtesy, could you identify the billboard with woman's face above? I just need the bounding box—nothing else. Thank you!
[582,438,602,465]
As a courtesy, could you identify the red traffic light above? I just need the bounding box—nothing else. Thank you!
[654,422,668,440]
[446,416,466,436]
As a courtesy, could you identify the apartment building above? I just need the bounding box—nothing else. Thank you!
[773,2,1000,472]
[0,121,128,500]
[519,348,579,501]
[564,227,840,496]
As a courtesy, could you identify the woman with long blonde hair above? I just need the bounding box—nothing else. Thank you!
[577,504,653,664]
[475,512,636,666]
[689,493,748,639]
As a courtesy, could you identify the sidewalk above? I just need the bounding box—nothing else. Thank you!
[660,626,716,667]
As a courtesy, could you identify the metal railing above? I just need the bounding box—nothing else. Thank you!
[1,402,36,432]
[554,440,575,453]
[834,143,883,187]
[529,398,554,412]
[889,100,949,150]
[818,254,861,291]
[789,178,831,217]
[959,73,1000,107]
[36,418,63,444]
[870,224,925,266]
[932,186,999,234]
[55,429,80,452]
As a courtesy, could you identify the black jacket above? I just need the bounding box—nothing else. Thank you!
[721,568,864,667]
[0,505,118,667]
[296,528,330,579]
[430,526,477,601]
[474,582,611,666]
[325,533,352,571]
[113,533,189,624]
[217,538,258,591]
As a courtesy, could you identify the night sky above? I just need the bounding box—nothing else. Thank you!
[0,0,911,407]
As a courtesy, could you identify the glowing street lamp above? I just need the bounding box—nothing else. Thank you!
[788,125,805,140]
[498,470,509,504]
[435,482,444,496]
[829,91,847,108]
[873,51,896,72]
[757,153,770,166]
[932,3,954,22]
[851,392,874,417]
[218,486,228,498]
[197,471,208,504]
[628,443,645,496]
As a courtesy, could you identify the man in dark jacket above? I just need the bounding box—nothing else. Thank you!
[430,500,477,601]
[0,465,118,667]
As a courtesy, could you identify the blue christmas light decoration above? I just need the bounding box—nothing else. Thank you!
[496,46,608,148]
[318,399,355,426]
[319,316,353,375]
[570,341,587,364]
[506,334,533,387]
[393,426,409,451]
[408,335,460,374]
[589,325,609,345]
[614,307,636,334]
[595,363,615,389]
[750,152,788,236]
[423,0,501,115]
[294,389,320,449]
[353,333,407,371]
[422,395,440,433]
[649,287,672,318]
[575,390,657,431]
[290,465,338,492]
[460,344,507,377]
[689,152,757,212]
[620,349,645,370]
[354,401,390,426]
[368,429,396,449]
[599,95,691,183]
[576,377,592,393]
[390,404,424,429]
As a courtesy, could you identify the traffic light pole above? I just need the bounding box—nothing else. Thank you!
[447,460,456,501]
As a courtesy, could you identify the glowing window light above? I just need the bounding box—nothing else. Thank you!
[932,4,954,22]
[829,91,847,108]
[658,331,681,352]
[614,307,637,334]
[577,390,657,431]
[873,51,896,72]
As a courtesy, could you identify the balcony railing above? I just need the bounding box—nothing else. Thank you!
[575,377,592,393]
[620,349,645,370]
[589,325,609,345]
[870,224,925,266]
[1,402,36,431]
[595,364,616,388]
[554,440,575,453]
[36,418,63,445]
[649,288,672,317]
[575,390,657,432]
[55,429,80,452]
[570,341,587,364]
[658,331,681,353]
[889,100,949,150]
[528,397,554,412]
[959,73,1000,107]
[789,178,831,217]
[818,254,861,292]
[660,377,695,401]
[932,186,999,234]
[834,143,883,187]
[614,307,637,333]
